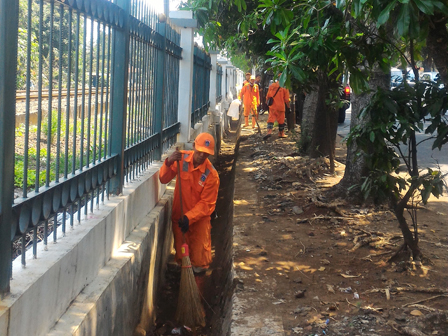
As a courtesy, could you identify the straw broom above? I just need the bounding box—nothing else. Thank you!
[174,160,206,328]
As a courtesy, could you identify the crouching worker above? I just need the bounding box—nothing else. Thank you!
[158,132,220,296]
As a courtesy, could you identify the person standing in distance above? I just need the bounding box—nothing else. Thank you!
[243,72,251,85]
[238,76,260,129]
[266,74,290,138]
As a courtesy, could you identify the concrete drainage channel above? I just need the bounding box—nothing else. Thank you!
[150,118,243,336]
[208,126,242,335]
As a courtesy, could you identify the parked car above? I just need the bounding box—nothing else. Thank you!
[421,71,439,82]
[391,67,416,89]
[338,84,351,123]
[420,71,444,89]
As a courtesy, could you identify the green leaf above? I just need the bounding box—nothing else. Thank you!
[378,0,398,26]
[413,0,434,15]
[396,3,410,36]
[353,0,362,16]
[336,0,346,9]
[267,38,280,44]
[421,185,432,203]
[369,131,376,142]
[279,71,287,87]
[303,15,310,30]
[433,1,448,15]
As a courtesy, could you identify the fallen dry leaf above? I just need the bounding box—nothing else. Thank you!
[326,284,335,294]
[410,310,423,316]
[340,274,360,278]
[318,267,326,271]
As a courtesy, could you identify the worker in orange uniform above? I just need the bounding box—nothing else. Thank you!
[159,132,220,294]
[238,76,260,128]
[265,76,290,138]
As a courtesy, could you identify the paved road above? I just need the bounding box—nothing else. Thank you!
[337,106,448,188]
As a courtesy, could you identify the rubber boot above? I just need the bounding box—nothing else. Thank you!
[279,124,286,138]
[278,130,286,138]
[267,128,272,135]
[244,116,249,127]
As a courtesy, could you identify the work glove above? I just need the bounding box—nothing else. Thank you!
[286,106,291,114]
[178,215,189,233]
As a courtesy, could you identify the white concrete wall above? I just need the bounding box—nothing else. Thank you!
[0,163,174,336]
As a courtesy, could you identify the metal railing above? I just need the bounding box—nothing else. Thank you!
[191,45,211,127]
[216,64,223,103]
[0,0,182,294]
[225,68,228,100]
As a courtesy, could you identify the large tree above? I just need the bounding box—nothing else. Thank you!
[184,0,448,260]
[341,0,448,260]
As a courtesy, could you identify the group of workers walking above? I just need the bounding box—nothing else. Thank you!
[238,71,291,138]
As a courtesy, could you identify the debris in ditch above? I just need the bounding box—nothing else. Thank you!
[171,327,182,335]
[292,206,303,215]
[291,326,303,334]
[295,289,306,298]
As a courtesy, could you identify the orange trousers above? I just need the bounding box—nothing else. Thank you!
[172,217,212,269]
[267,109,285,125]
[243,104,258,127]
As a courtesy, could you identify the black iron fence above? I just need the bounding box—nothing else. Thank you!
[0,0,182,294]
[191,45,211,127]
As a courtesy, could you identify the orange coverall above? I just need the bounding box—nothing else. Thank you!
[159,151,220,269]
[266,82,290,134]
[238,83,260,127]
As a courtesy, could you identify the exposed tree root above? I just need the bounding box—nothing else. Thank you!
[407,304,448,313]
[349,236,382,252]
[387,243,410,262]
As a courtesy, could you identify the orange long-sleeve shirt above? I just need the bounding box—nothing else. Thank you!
[266,82,290,111]
[238,83,260,108]
[159,150,220,225]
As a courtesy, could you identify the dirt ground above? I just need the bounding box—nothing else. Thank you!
[150,113,448,336]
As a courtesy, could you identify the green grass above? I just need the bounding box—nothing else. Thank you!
[15,112,107,190]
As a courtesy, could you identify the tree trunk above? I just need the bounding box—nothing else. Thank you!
[393,185,422,260]
[309,72,338,159]
[427,13,448,86]
[300,88,318,154]
[332,67,390,198]
[286,93,296,131]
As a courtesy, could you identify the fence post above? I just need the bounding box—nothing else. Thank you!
[154,18,167,159]
[208,51,219,118]
[108,0,130,194]
[0,0,19,295]
[169,11,197,143]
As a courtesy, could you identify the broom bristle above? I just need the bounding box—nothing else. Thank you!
[175,254,206,327]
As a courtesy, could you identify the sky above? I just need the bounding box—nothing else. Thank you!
[151,0,182,13]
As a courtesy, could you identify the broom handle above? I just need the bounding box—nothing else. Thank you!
[176,157,186,244]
